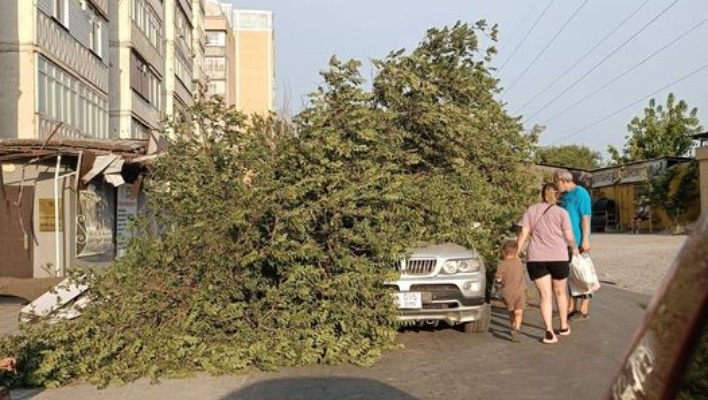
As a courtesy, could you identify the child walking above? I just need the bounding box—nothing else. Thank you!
[495,240,527,342]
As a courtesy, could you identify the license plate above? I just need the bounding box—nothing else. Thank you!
[396,292,422,309]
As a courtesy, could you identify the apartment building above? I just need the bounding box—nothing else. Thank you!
[204,0,236,104]
[0,1,274,140]
[233,10,275,115]
[192,0,207,99]
[163,0,197,120]
[0,1,275,280]
[0,0,110,140]
[108,0,165,139]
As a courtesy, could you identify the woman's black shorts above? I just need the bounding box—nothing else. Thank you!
[527,260,570,280]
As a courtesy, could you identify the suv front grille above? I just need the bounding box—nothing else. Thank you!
[409,284,458,292]
[402,259,436,275]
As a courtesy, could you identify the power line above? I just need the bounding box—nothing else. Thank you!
[504,0,590,96]
[497,0,555,74]
[548,61,708,145]
[497,1,545,55]
[512,0,651,115]
[523,0,681,124]
[543,16,708,124]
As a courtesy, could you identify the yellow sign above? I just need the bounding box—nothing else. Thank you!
[39,198,62,232]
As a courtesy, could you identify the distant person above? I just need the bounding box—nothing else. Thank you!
[517,183,579,344]
[0,357,15,372]
[631,199,651,233]
[553,169,593,321]
[494,240,527,342]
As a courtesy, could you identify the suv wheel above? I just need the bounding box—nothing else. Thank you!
[461,303,491,333]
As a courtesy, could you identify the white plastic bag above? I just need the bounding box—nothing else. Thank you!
[569,253,601,296]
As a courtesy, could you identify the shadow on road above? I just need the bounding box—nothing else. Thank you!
[490,306,545,330]
[220,377,418,400]
[8,388,43,400]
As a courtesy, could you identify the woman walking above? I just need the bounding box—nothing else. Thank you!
[517,183,579,344]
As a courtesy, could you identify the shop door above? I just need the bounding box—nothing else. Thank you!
[0,186,34,277]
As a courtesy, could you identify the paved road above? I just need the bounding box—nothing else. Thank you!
[589,233,686,295]
[7,232,682,399]
[10,285,649,400]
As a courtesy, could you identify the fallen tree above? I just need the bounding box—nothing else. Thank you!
[0,21,537,388]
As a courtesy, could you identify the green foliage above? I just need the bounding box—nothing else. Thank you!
[645,161,699,229]
[371,21,538,261]
[1,21,537,388]
[535,144,602,170]
[608,93,702,164]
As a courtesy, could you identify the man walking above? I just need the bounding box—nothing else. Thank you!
[553,169,592,320]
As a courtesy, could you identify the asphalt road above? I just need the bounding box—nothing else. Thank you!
[10,284,650,400]
[8,232,685,399]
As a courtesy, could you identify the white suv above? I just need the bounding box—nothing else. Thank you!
[388,243,491,333]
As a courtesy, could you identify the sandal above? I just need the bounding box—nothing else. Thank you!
[510,330,521,343]
[559,326,571,336]
[542,330,558,344]
[570,312,589,322]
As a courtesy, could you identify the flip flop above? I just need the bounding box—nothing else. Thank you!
[542,330,558,344]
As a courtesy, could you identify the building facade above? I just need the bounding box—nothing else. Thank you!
[233,9,275,115]
[0,0,110,140]
[0,1,275,141]
[590,157,701,231]
[0,1,275,283]
[163,0,197,120]
[109,0,165,139]
[192,0,207,99]
[204,0,236,104]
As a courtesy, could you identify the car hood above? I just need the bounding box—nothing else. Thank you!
[406,242,477,259]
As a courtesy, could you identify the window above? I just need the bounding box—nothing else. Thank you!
[89,19,101,56]
[204,57,226,72]
[205,31,226,47]
[175,6,192,52]
[130,51,162,109]
[235,11,272,30]
[131,0,163,54]
[130,117,150,139]
[174,53,192,87]
[207,81,226,96]
[54,0,67,26]
[36,55,108,137]
[80,1,105,57]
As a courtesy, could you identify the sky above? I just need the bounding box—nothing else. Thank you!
[231,0,708,159]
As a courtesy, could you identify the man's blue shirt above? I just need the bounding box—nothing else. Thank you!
[560,185,592,247]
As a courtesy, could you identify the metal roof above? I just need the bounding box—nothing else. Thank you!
[0,138,150,163]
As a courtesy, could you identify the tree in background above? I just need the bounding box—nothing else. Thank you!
[645,161,700,232]
[535,144,602,170]
[608,93,702,164]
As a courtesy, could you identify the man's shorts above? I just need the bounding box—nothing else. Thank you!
[527,260,570,281]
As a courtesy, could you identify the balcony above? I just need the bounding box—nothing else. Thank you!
[37,12,108,93]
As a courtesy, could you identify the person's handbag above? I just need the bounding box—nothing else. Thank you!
[569,253,601,296]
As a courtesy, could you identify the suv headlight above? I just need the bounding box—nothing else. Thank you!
[441,258,481,274]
